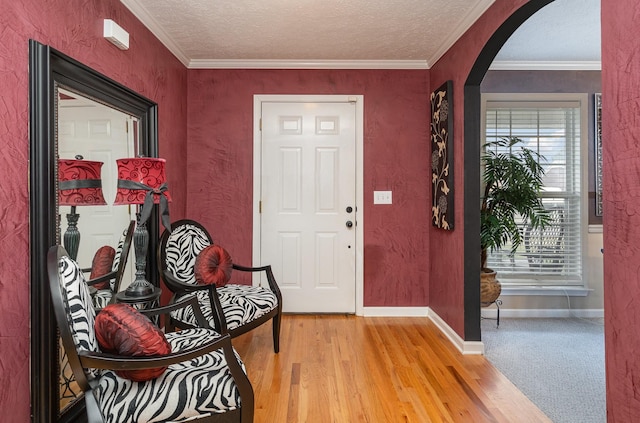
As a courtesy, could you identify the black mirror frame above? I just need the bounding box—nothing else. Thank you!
[29,39,159,422]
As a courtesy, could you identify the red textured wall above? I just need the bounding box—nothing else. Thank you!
[186,69,431,306]
[601,0,640,419]
[428,0,529,336]
[0,0,187,420]
[5,0,634,421]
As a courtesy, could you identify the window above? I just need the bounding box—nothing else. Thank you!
[482,94,588,287]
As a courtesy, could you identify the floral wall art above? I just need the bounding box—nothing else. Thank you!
[595,92,603,217]
[431,80,454,230]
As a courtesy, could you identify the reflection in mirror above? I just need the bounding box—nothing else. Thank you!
[30,40,159,422]
[57,87,137,279]
[55,87,137,412]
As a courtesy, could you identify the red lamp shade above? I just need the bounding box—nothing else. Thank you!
[58,158,107,206]
[114,157,172,205]
[114,157,172,232]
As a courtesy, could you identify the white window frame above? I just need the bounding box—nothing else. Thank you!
[481,93,589,293]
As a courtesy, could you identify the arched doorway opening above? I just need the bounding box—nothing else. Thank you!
[463,0,555,341]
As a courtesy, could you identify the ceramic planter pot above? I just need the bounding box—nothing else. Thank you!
[481,268,501,305]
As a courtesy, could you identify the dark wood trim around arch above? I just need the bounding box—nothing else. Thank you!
[463,0,555,341]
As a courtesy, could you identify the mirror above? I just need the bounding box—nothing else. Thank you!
[57,87,138,412]
[29,40,160,422]
[57,87,137,278]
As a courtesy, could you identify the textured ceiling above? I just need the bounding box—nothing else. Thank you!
[494,0,601,68]
[120,0,600,69]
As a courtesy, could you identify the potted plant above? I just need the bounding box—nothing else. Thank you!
[480,136,550,304]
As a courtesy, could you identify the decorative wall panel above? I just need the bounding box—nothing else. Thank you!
[594,92,603,217]
[430,80,454,230]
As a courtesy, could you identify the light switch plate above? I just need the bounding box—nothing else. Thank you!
[374,190,392,204]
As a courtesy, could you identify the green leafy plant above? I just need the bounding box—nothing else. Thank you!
[480,136,550,271]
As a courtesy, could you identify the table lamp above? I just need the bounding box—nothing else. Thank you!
[114,157,171,297]
[58,155,107,261]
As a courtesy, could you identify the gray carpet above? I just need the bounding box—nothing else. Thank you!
[481,317,606,423]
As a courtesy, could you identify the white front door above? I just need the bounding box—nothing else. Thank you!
[257,96,361,313]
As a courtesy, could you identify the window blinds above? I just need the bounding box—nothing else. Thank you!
[484,103,582,285]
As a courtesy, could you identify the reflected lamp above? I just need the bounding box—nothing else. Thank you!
[58,155,107,261]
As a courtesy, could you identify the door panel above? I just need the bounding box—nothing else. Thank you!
[261,101,356,313]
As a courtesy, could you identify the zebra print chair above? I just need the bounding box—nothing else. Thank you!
[158,219,282,353]
[47,245,254,423]
[84,220,135,310]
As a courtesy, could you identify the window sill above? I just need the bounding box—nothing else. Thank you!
[588,224,603,233]
[501,285,591,296]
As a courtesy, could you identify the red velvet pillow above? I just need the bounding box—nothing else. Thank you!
[194,244,233,287]
[94,303,171,381]
[89,245,116,289]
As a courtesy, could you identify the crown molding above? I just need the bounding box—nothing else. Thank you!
[121,0,428,70]
[120,0,191,66]
[490,60,602,71]
[123,0,597,73]
[427,0,496,67]
[188,59,428,70]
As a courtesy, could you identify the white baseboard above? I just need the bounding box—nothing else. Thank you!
[481,308,604,319]
[427,308,484,355]
[360,307,484,354]
[361,307,429,317]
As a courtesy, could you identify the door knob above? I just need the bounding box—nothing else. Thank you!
[346,220,353,228]
[346,206,353,213]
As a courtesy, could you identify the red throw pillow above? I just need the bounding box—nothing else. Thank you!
[89,245,116,289]
[194,244,233,287]
[95,303,171,381]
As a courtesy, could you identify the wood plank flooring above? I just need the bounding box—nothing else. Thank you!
[232,314,551,423]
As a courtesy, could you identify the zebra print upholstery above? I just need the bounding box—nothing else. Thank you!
[59,255,101,379]
[159,220,282,353]
[172,286,278,333]
[48,245,254,423]
[109,228,128,291]
[93,328,244,422]
[92,289,113,309]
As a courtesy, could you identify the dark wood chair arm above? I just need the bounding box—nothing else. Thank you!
[139,295,212,329]
[78,332,233,370]
[85,270,116,287]
[232,263,282,302]
[232,263,270,272]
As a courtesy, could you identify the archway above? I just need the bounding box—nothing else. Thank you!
[463,0,555,341]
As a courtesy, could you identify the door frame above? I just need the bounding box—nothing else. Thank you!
[253,94,364,315]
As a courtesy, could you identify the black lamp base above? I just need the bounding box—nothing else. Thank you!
[124,278,155,297]
[63,207,80,261]
[124,214,155,298]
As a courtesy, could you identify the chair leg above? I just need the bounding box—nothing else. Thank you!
[272,312,282,353]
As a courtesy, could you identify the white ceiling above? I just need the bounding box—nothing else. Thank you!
[120,0,601,70]
[494,0,601,70]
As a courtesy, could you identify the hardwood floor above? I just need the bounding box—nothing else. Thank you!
[233,314,551,423]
